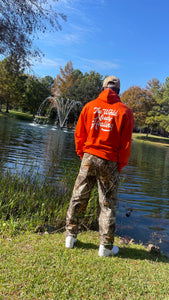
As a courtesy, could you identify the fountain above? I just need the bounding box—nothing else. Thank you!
[34,96,83,128]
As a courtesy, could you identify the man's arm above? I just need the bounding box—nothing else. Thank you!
[118,109,134,171]
[74,108,87,159]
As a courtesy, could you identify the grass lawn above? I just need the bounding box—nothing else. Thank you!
[1,231,169,299]
[0,110,34,122]
[132,133,169,147]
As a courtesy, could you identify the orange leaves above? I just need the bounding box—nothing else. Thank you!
[121,86,153,128]
[52,61,74,98]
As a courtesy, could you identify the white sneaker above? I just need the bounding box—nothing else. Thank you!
[98,244,119,257]
[65,236,77,249]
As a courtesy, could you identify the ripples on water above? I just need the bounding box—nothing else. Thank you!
[117,147,169,256]
[0,118,169,256]
[0,120,77,180]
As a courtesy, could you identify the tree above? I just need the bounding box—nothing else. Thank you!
[0,0,66,66]
[23,75,51,117]
[0,55,24,112]
[52,62,103,104]
[70,71,103,104]
[50,62,103,126]
[145,78,169,135]
[145,78,162,95]
[121,86,153,130]
[52,61,74,98]
[50,61,81,126]
[161,77,169,115]
[157,77,169,134]
[144,78,162,133]
[41,76,54,92]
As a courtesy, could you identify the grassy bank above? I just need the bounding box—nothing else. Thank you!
[1,166,169,299]
[1,231,169,299]
[0,161,100,236]
[0,109,34,122]
[132,133,169,147]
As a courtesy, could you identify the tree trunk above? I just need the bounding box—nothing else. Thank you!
[0,98,2,112]
[6,100,9,113]
[146,125,150,138]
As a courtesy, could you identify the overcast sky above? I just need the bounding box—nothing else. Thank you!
[31,0,169,93]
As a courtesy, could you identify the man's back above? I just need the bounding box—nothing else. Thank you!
[75,89,134,171]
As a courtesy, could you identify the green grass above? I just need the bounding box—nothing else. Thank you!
[0,160,100,235]
[0,109,33,121]
[0,231,169,299]
[132,133,169,146]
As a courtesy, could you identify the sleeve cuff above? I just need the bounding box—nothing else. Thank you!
[118,163,124,172]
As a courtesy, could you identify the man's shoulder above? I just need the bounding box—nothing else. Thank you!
[118,101,132,112]
[83,98,99,109]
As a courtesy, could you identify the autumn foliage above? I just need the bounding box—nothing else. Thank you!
[121,86,153,128]
[121,78,169,135]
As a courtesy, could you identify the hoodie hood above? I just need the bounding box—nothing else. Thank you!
[98,89,121,104]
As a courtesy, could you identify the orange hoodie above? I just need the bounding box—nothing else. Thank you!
[75,89,134,171]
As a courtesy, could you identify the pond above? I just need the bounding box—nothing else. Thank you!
[0,117,169,256]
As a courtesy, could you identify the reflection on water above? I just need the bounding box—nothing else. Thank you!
[0,118,77,179]
[117,141,169,256]
[0,118,169,256]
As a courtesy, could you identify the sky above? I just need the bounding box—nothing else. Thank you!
[31,0,169,93]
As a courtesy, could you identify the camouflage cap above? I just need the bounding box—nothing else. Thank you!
[102,76,120,89]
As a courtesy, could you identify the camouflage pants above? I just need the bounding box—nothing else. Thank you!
[66,153,119,249]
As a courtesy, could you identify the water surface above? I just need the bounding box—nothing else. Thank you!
[0,118,169,256]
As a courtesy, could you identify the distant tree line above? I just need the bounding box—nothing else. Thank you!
[0,56,169,135]
[0,55,54,117]
[121,78,169,136]
[0,58,103,122]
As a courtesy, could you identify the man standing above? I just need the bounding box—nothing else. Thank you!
[65,76,134,257]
